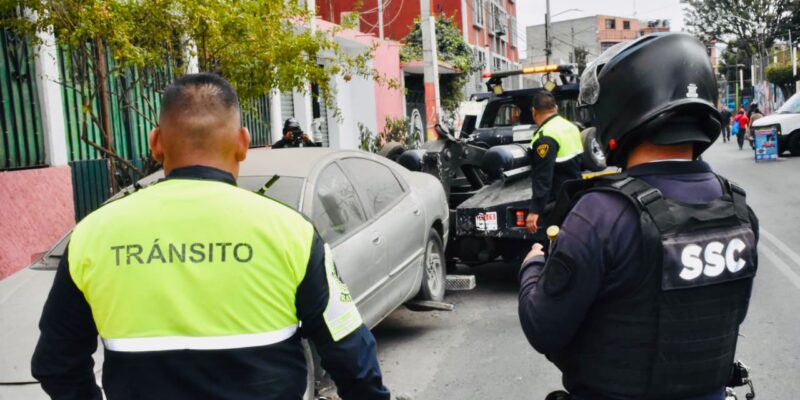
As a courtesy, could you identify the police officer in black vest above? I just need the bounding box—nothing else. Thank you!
[518,33,759,400]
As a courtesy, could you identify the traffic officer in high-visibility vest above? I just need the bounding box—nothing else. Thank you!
[31,73,390,400]
[525,90,583,234]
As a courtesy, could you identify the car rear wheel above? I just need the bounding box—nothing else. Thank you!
[418,229,446,302]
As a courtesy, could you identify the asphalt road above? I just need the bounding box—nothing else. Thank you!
[372,141,800,400]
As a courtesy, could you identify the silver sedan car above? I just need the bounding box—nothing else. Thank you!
[0,147,449,398]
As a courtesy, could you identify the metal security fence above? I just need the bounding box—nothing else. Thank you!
[58,45,172,163]
[70,158,112,221]
[242,95,271,147]
[0,24,45,170]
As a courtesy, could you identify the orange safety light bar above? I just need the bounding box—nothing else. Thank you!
[481,64,572,79]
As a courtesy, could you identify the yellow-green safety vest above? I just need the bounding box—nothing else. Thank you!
[532,115,583,162]
[68,178,362,352]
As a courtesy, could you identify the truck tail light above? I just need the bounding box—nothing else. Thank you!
[515,210,526,227]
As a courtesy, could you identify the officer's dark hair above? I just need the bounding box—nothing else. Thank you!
[159,73,240,123]
[532,91,557,111]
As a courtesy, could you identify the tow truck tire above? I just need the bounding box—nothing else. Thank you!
[581,127,607,172]
[789,132,800,156]
[418,229,446,302]
[379,141,407,161]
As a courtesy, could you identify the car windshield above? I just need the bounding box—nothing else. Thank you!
[237,176,305,210]
[776,93,800,114]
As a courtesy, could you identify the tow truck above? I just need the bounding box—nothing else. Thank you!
[381,65,610,267]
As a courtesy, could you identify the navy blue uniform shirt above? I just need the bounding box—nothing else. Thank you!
[518,160,758,400]
[31,165,390,400]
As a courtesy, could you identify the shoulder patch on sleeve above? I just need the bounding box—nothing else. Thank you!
[536,143,550,158]
[322,244,363,341]
[543,253,575,296]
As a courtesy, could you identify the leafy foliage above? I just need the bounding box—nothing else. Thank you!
[1,0,388,190]
[401,15,482,113]
[766,63,797,97]
[683,0,798,58]
[357,116,421,153]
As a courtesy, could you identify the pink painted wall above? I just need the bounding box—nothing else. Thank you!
[0,167,74,279]
[371,37,404,134]
[317,19,404,134]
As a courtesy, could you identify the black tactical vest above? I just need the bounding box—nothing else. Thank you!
[548,173,756,399]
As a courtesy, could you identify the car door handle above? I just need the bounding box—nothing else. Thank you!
[413,209,421,216]
[372,235,382,245]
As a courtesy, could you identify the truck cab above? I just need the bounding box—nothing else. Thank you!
[750,93,800,156]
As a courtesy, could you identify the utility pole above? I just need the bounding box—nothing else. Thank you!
[545,0,551,65]
[570,25,575,63]
[791,30,798,93]
[739,67,744,110]
[420,0,441,141]
[487,2,493,74]
[377,0,384,40]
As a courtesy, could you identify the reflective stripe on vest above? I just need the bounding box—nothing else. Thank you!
[102,324,299,352]
[532,115,583,162]
[68,179,315,349]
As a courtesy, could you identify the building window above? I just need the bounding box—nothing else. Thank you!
[605,19,616,29]
[509,16,517,48]
[472,0,485,27]
[623,20,630,30]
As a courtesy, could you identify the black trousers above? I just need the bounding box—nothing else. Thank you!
[737,130,746,149]
[722,126,730,142]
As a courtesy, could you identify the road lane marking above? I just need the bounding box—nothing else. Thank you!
[759,245,800,291]
[761,229,800,270]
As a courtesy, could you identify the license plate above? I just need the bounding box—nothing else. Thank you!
[476,212,498,231]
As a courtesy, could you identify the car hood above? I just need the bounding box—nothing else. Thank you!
[751,113,797,129]
[0,267,103,384]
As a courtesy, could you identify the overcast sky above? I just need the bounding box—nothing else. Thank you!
[515,0,688,59]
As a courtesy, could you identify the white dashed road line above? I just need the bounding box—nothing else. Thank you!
[759,238,800,291]
[761,229,800,269]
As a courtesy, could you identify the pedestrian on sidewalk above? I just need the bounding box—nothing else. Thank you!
[733,108,749,150]
[31,73,390,400]
[720,105,731,143]
[746,104,763,149]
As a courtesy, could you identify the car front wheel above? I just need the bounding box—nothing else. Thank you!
[418,229,446,302]
[789,132,800,156]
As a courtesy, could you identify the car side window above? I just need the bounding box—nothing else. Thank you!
[312,164,368,243]
[340,158,404,215]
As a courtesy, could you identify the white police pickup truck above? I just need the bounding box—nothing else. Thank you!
[750,93,800,156]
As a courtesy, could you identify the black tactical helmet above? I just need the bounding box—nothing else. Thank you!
[579,33,722,167]
[283,117,302,133]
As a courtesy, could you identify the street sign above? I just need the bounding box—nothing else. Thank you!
[753,127,779,162]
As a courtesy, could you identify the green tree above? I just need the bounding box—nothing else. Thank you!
[766,63,797,97]
[400,15,482,113]
[683,0,798,59]
[1,0,386,189]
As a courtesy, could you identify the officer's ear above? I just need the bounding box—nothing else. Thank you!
[149,127,164,164]
[236,127,251,162]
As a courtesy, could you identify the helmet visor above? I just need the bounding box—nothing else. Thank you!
[578,41,632,106]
